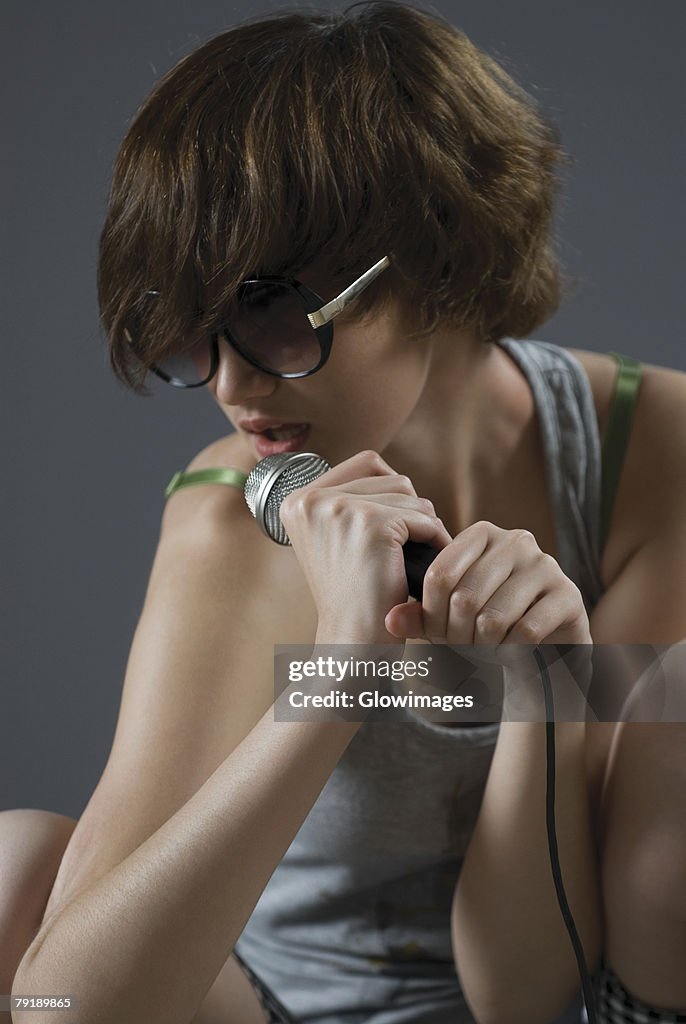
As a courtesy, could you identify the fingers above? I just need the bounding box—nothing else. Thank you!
[335,492,453,548]
[400,523,588,650]
[383,507,453,552]
[502,585,588,646]
[280,450,454,552]
[310,449,400,489]
[289,450,421,509]
[385,600,424,639]
[442,557,550,645]
[280,475,453,573]
[282,488,444,534]
[420,522,491,640]
[326,478,419,496]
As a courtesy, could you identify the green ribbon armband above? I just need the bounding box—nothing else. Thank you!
[164,467,249,500]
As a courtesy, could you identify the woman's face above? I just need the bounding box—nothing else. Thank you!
[206,270,438,467]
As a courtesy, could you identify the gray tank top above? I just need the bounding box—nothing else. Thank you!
[233,337,606,1023]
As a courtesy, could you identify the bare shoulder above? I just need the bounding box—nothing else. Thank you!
[158,431,312,608]
[567,347,686,572]
[565,348,619,441]
[567,346,686,481]
[161,431,258,538]
[567,347,686,433]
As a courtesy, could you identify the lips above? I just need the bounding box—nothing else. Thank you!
[249,423,311,457]
[238,417,307,433]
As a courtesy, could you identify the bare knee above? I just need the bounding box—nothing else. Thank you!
[610,826,686,922]
[0,809,77,900]
[0,809,77,991]
[600,723,686,922]
[601,821,686,1007]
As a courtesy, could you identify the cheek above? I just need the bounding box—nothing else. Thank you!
[329,367,424,449]
[348,317,428,380]
[316,316,430,433]
[369,343,430,410]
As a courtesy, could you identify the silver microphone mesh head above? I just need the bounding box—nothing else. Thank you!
[244,452,331,544]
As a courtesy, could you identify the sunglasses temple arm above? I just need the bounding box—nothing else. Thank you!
[308,256,390,329]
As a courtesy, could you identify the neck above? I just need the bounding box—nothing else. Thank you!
[381,332,532,538]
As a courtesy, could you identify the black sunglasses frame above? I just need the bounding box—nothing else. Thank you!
[150,277,334,387]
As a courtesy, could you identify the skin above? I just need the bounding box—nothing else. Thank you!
[206,268,542,545]
[202,283,686,1011]
[6,284,686,1019]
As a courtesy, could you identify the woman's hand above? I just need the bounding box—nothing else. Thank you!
[278,450,453,643]
[384,520,592,670]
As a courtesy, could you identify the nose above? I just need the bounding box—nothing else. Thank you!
[211,335,277,406]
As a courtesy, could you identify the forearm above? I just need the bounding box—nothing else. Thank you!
[451,711,602,1024]
[13,691,361,1024]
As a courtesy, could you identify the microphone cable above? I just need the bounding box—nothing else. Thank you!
[532,645,598,1024]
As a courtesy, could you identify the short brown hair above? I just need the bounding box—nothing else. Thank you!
[98,1,569,395]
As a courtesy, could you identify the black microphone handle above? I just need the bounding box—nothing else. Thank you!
[402,540,440,601]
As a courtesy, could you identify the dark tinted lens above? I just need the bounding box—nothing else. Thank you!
[227,281,321,374]
[127,291,212,388]
[153,337,213,387]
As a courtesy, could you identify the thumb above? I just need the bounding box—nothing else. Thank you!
[385,600,426,639]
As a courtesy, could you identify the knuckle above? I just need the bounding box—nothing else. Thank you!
[450,587,481,615]
[472,520,493,533]
[538,551,558,570]
[326,494,349,518]
[475,608,505,635]
[565,596,588,628]
[281,487,320,523]
[394,474,414,493]
[424,562,449,591]
[515,618,544,643]
[558,577,583,611]
[360,449,389,473]
[514,528,537,546]
[419,496,435,513]
[279,491,301,521]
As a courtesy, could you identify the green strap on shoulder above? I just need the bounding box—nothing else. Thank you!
[164,466,248,500]
[600,351,643,554]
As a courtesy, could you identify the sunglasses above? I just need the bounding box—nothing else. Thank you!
[132,255,391,387]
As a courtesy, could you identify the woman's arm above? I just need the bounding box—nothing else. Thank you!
[13,683,361,1024]
[10,467,363,1024]
[384,523,605,1024]
[13,449,441,1024]
[451,669,602,1024]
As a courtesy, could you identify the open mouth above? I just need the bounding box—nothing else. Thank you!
[262,424,309,440]
[250,423,311,456]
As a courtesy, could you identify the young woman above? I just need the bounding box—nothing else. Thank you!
[3,4,685,1023]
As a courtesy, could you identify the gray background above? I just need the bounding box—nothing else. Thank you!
[2,0,684,818]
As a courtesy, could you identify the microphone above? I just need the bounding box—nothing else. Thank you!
[244,451,439,600]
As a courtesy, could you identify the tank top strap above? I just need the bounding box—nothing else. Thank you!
[492,336,615,613]
[164,466,248,500]
[600,352,643,554]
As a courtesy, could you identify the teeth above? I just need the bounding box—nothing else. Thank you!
[268,424,306,440]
